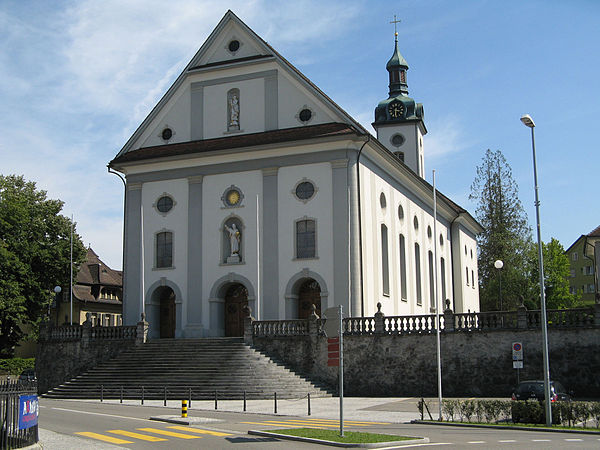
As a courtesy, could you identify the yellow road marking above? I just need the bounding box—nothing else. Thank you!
[262,420,350,428]
[136,427,202,439]
[241,421,328,429]
[75,432,133,444]
[302,418,391,425]
[167,425,232,436]
[107,429,167,441]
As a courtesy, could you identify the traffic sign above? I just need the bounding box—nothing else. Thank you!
[513,360,523,369]
[323,307,341,338]
[512,342,523,361]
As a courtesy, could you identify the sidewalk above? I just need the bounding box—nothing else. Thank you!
[93,396,423,423]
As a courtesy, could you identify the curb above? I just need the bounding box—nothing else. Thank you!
[411,420,600,435]
[248,430,429,448]
[150,415,222,425]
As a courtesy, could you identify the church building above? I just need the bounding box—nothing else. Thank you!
[109,11,482,339]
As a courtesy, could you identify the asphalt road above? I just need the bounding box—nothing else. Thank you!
[39,398,600,449]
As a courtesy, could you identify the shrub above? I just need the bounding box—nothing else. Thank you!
[458,399,475,422]
[442,399,458,421]
[0,358,35,375]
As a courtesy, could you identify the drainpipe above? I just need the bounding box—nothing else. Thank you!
[355,135,370,317]
[107,166,126,312]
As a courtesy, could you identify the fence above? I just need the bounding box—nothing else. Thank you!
[0,381,38,449]
[251,304,600,338]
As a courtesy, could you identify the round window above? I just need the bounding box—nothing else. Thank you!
[379,193,387,209]
[156,195,173,213]
[299,108,312,122]
[295,181,315,200]
[228,40,240,52]
[161,127,173,141]
[391,133,405,147]
[413,216,419,230]
[398,204,404,221]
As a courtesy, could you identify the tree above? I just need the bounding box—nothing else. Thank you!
[526,238,581,310]
[469,149,534,311]
[0,175,86,357]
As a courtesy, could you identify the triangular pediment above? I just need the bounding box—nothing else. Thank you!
[113,10,367,161]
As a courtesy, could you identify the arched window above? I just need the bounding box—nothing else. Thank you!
[381,224,389,296]
[296,219,316,259]
[440,257,447,306]
[399,234,407,301]
[428,251,435,310]
[156,231,173,268]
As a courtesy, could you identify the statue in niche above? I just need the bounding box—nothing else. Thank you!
[227,89,240,131]
[225,223,241,262]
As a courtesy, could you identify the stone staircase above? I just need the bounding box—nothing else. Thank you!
[43,338,332,400]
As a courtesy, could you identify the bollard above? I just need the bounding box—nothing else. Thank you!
[141,386,144,405]
[120,386,123,404]
[214,390,218,410]
[164,386,167,406]
[274,392,277,414]
[188,387,192,408]
[100,385,103,402]
[308,393,311,416]
[243,390,246,412]
[181,399,188,418]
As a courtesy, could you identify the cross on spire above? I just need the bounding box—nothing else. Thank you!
[390,15,401,39]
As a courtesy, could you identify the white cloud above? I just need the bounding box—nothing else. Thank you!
[425,115,472,163]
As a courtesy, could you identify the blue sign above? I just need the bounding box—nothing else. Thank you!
[18,395,39,430]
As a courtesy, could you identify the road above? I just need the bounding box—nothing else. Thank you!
[39,398,600,449]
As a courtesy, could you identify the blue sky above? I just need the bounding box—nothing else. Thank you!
[1,0,598,269]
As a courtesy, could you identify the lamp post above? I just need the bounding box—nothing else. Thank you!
[494,259,503,311]
[53,286,62,326]
[521,114,552,426]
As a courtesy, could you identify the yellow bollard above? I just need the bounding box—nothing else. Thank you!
[181,399,188,418]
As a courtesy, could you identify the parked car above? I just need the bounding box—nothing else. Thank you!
[511,380,571,402]
[18,369,36,382]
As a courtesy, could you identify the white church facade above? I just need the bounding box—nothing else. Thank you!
[109,11,482,339]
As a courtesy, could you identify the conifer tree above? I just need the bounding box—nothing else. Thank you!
[469,149,533,311]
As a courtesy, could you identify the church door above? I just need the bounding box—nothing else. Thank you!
[159,287,176,338]
[298,279,321,319]
[224,283,248,337]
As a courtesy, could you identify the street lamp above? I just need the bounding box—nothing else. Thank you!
[494,260,503,311]
[520,113,552,427]
[53,286,62,325]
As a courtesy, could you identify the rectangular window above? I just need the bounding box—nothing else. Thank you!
[572,252,578,261]
[428,251,435,310]
[156,231,173,268]
[399,234,407,300]
[585,266,594,275]
[570,269,576,278]
[415,243,422,305]
[296,219,316,258]
[589,284,596,293]
[381,224,390,296]
[440,257,446,306]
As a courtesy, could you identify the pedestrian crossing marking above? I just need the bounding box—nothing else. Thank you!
[107,429,168,441]
[167,425,233,436]
[302,418,391,425]
[136,427,202,439]
[75,431,133,444]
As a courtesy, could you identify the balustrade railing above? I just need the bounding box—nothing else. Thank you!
[383,315,442,334]
[344,317,375,334]
[528,307,594,328]
[253,319,309,337]
[48,325,82,340]
[91,325,138,340]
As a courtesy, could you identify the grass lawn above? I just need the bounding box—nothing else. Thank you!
[421,420,600,431]
[265,428,416,443]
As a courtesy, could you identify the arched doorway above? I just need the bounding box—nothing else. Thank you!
[224,283,248,337]
[158,287,176,338]
[298,279,321,319]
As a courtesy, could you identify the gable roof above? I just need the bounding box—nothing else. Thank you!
[588,225,600,237]
[113,10,368,160]
[76,247,123,287]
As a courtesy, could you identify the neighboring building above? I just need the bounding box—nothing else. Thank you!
[565,225,599,305]
[109,11,482,339]
[52,248,123,326]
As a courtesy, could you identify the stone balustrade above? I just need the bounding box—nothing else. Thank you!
[251,303,600,338]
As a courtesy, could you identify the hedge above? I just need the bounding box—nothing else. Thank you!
[417,399,600,428]
[0,358,35,376]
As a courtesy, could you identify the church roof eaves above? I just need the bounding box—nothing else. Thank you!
[110,122,363,166]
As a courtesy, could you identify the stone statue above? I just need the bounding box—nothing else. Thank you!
[225,223,240,256]
[229,94,239,128]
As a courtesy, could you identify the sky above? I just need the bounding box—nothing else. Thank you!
[1,0,599,270]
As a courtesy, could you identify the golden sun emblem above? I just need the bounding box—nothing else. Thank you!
[227,190,240,205]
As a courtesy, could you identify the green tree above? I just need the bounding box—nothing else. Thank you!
[0,175,86,357]
[526,238,581,310]
[469,149,534,311]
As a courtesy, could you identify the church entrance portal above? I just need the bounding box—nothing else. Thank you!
[158,287,176,338]
[224,283,248,337]
[298,279,321,319]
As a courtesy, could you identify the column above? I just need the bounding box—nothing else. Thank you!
[262,167,279,319]
[185,175,204,337]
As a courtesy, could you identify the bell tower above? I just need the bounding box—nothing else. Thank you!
[373,17,427,178]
